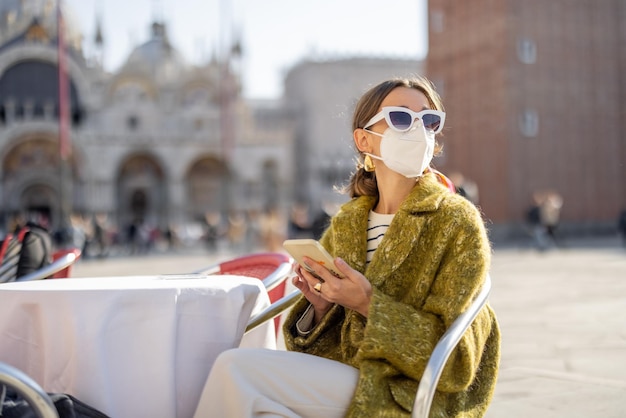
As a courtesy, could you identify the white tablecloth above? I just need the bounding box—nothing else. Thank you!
[0,274,276,418]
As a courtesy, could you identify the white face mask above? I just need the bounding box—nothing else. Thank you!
[364,123,435,178]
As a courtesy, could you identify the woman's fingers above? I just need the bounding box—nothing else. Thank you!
[293,264,329,305]
[301,257,372,315]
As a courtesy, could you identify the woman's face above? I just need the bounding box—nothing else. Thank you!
[357,87,432,158]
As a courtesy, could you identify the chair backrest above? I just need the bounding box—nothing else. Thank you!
[195,252,294,301]
[0,232,18,261]
[50,248,82,279]
[0,230,29,283]
[0,362,59,418]
[0,228,58,283]
[0,251,20,283]
[412,274,492,418]
[14,248,82,282]
[195,252,294,333]
[243,273,492,418]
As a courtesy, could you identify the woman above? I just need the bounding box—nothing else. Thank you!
[195,76,500,417]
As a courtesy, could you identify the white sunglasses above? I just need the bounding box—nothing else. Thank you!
[364,106,446,134]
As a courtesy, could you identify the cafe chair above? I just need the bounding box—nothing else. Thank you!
[2,248,82,282]
[194,252,295,332]
[244,274,492,418]
[245,288,302,334]
[0,362,58,418]
[194,252,294,303]
[0,234,23,283]
[49,248,83,279]
[412,274,492,418]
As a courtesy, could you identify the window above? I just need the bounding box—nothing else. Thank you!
[519,109,538,137]
[430,10,445,33]
[517,37,537,64]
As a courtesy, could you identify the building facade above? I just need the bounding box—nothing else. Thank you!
[0,0,294,241]
[427,0,626,238]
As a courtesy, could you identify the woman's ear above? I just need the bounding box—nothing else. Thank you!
[353,128,371,153]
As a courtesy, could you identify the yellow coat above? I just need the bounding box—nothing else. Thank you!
[283,173,501,417]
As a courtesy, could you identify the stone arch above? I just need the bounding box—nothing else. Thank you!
[185,155,231,221]
[0,59,85,125]
[1,133,80,229]
[19,183,56,219]
[0,44,91,111]
[115,153,167,236]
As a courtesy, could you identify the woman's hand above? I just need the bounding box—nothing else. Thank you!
[292,256,373,321]
[291,263,334,323]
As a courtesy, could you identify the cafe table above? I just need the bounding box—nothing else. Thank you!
[0,274,276,418]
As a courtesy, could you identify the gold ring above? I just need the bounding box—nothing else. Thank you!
[313,282,322,293]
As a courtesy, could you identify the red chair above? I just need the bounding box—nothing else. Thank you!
[14,248,82,282]
[195,252,294,333]
[50,248,82,279]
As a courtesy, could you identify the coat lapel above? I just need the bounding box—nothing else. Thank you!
[366,174,449,288]
[332,195,375,274]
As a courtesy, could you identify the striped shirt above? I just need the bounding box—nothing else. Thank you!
[367,210,395,264]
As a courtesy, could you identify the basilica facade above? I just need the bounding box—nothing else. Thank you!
[0,0,294,238]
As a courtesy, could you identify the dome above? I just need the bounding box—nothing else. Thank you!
[121,22,187,85]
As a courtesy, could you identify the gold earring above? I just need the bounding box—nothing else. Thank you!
[363,155,376,172]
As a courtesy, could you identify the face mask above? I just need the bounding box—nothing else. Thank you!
[364,123,435,178]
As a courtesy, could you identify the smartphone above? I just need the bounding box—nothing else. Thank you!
[283,239,344,278]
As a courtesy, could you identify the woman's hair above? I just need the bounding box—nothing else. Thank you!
[344,75,445,198]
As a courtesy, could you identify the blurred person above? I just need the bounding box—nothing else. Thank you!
[526,193,544,248]
[66,213,88,253]
[126,218,150,255]
[163,222,180,251]
[245,208,263,252]
[227,210,248,253]
[197,76,500,417]
[259,207,286,252]
[288,202,313,239]
[14,211,53,279]
[89,213,110,258]
[204,211,223,252]
[532,190,563,249]
[540,191,563,243]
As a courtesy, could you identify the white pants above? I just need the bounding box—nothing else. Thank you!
[193,348,359,418]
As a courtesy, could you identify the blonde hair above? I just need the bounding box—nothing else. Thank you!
[345,75,445,198]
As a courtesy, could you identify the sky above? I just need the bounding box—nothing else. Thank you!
[65,0,429,100]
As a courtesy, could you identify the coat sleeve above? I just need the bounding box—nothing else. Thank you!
[356,202,494,393]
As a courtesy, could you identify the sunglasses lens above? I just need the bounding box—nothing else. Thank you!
[388,111,413,131]
[421,113,441,132]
